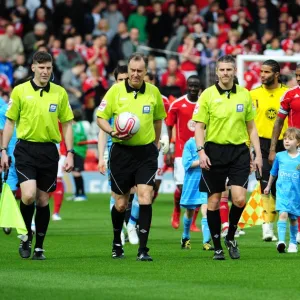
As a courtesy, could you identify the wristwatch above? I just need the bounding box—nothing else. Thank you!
[109,130,115,137]
[67,149,75,154]
[196,146,204,152]
[1,147,7,152]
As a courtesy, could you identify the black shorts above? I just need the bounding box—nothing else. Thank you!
[259,137,284,194]
[200,142,250,195]
[109,142,158,195]
[14,139,59,192]
[74,153,85,172]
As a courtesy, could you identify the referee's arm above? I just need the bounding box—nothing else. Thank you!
[246,120,262,175]
[195,122,211,170]
[154,119,162,145]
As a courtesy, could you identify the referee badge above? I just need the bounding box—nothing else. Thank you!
[49,104,57,112]
[236,104,244,112]
[143,105,150,114]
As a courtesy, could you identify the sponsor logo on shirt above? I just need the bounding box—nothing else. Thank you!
[236,104,244,112]
[143,105,150,114]
[49,104,57,112]
[98,100,107,111]
[7,98,13,109]
[265,107,277,120]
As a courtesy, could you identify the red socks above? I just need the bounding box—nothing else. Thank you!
[53,178,64,214]
[220,196,229,225]
[174,187,181,213]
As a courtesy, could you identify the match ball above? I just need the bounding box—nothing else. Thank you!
[115,112,140,135]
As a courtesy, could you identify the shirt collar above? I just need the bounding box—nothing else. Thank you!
[30,79,50,93]
[125,79,146,94]
[215,82,237,95]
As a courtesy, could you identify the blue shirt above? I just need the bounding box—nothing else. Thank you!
[271,151,300,216]
[107,117,114,151]
[0,102,17,156]
[180,138,207,207]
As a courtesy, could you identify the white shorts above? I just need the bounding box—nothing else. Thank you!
[174,157,185,185]
[155,149,164,180]
[57,155,66,178]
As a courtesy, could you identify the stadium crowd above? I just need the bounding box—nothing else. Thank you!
[0,0,300,124]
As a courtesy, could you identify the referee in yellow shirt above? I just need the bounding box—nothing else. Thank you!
[193,55,262,260]
[250,60,288,242]
[1,51,74,260]
[97,53,166,261]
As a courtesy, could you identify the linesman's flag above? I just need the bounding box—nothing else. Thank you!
[0,182,27,238]
[238,182,264,229]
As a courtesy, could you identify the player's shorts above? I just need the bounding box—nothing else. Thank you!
[180,204,200,210]
[200,142,250,195]
[14,139,59,192]
[109,142,158,195]
[73,153,85,172]
[57,155,66,178]
[155,149,164,180]
[174,157,185,185]
[278,211,297,220]
[259,137,284,194]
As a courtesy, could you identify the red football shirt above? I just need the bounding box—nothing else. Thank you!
[166,95,196,157]
[162,95,170,114]
[278,86,300,128]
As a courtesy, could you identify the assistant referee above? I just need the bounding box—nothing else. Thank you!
[1,51,74,260]
[193,55,262,260]
[97,53,166,261]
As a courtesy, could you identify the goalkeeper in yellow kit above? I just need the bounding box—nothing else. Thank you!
[250,60,288,241]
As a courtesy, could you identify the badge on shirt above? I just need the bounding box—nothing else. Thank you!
[193,103,199,115]
[49,104,57,112]
[236,104,244,112]
[98,100,107,112]
[143,105,150,114]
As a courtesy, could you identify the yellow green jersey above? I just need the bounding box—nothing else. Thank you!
[97,80,166,146]
[6,80,73,143]
[250,84,288,140]
[192,83,255,145]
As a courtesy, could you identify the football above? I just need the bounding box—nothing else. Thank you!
[115,112,140,135]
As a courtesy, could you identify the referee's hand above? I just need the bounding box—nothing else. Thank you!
[112,131,133,140]
[1,151,9,171]
[64,154,74,173]
[253,155,263,177]
[199,151,211,170]
[98,159,107,175]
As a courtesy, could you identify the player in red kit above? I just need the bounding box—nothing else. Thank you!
[51,123,67,221]
[269,64,300,243]
[166,75,203,230]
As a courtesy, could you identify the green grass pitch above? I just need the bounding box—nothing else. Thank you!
[0,193,299,300]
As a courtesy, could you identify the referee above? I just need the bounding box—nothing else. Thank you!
[250,60,288,242]
[1,51,74,260]
[97,53,166,261]
[193,55,262,260]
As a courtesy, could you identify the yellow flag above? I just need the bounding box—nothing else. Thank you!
[0,183,27,236]
[238,182,264,229]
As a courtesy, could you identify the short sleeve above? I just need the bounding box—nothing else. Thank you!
[153,87,167,121]
[245,91,256,122]
[165,102,177,126]
[182,140,194,172]
[96,85,116,120]
[270,155,279,177]
[58,89,74,123]
[192,89,209,124]
[0,105,7,130]
[5,87,20,121]
[278,91,290,120]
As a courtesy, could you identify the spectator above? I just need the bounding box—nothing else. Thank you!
[254,7,273,40]
[55,37,84,75]
[160,74,182,99]
[177,34,200,79]
[0,24,24,64]
[263,37,285,56]
[50,38,62,60]
[23,22,48,59]
[293,39,300,57]
[261,28,275,52]
[61,61,86,110]
[122,28,143,60]
[33,0,52,21]
[102,1,124,36]
[222,29,243,56]
[33,7,52,34]
[146,1,171,54]
[210,13,231,48]
[58,16,76,45]
[161,57,186,94]
[165,2,182,36]
[9,0,30,34]
[13,53,28,83]
[26,0,53,19]
[86,34,109,79]
[110,21,130,62]
[93,19,114,44]
[127,5,148,43]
